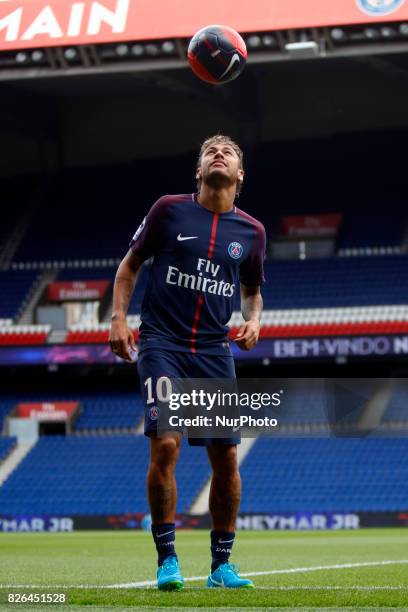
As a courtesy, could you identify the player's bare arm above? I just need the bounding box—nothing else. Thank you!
[109,250,143,361]
[235,284,263,351]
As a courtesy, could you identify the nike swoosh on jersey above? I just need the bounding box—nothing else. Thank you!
[177,234,198,241]
[219,53,240,79]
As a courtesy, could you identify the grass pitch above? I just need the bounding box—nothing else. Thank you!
[1,529,408,609]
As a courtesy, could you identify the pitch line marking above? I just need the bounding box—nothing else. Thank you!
[1,558,408,590]
[105,559,408,589]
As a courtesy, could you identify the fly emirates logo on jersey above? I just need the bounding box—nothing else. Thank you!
[166,258,235,298]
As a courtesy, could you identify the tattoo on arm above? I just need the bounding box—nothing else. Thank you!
[111,252,143,320]
[115,276,136,316]
[241,286,263,322]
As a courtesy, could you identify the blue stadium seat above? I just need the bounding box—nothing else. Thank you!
[337,214,404,249]
[0,399,17,431]
[0,392,144,432]
[0,437,17,463]
[261,255,408,309]
[240,438,408,513]
[0,270,39,319]
[74,394,144,430]
[0,435,210,515]
[383,382,408,423]
[12,168,164,262]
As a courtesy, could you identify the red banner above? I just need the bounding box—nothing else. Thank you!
[0,0,408,51]
[47,280,110,301]
[281,214,343,238]
[17,402,79,421]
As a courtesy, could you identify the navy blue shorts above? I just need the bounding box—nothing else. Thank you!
[137,349,240,446]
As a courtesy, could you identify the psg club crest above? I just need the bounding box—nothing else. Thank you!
[356,0,405,15]
[149,406,159,420]
[228,242,243,259]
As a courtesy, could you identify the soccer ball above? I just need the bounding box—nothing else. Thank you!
[187,25,247,85]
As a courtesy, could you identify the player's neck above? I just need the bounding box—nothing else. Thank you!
[198,185,235,214]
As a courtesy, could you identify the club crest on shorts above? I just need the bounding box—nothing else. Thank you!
[356,0,405,15]
[228,242,243,259]
[149,406,159,420]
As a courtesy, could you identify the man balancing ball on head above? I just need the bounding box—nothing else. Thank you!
[109,135,266,590]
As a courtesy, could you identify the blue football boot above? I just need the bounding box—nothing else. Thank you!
[157,555,184,591]
[207,563,254,589]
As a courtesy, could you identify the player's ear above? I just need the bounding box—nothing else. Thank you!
[238,170,244,182]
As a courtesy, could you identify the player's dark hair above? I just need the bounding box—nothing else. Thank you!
[196,134,244,197]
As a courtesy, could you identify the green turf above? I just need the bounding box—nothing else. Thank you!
[1,529,408,608]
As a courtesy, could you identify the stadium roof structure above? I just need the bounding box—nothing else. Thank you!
[1,0,408,78]
[2,21,408,80]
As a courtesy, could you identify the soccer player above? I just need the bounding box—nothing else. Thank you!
[109,135,265,590]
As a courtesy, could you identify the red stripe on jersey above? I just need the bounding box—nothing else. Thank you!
[190,293,204,354]
[190,212,219,353]
[207,212,219,258]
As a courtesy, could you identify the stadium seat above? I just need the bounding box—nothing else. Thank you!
[0,270,40,320]
[240,438,408,513]
[0,435,211,515]
[0,437,17,463]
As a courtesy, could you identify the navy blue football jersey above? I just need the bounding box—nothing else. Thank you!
[129,193,266,355]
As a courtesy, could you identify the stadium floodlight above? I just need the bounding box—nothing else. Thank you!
[31,50,44,63]
[161,41,176,54]
[330,28,347,42]
[145,44,159,56]
[285,41,319,57]
[131,44,144,57]
[64,48,78,61]
[246,35,262,49]
[15,52,28,64]
[115,44,129,57]
[363,28,380,40]
[380,26,397,38]
[263,35,277,47]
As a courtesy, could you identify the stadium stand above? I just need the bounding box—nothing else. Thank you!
[382,382,408,424]
[0,435,210,515]
[66,323,113,345]
[74,393,144,431]
[11,166,182,264]
[337,213,405,252]
[0,400,17,432]
[240,437,408,512]
[269,381,368,426]
[0,324,50,346]
[0,270,40,320]
[0,437,16,463]
[57,267,116,281]
[261,256,408,309]
[66,316,140,344]
[0,176,38,253]
[0,392,143,432]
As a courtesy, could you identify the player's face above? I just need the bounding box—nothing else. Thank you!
[198,143,244,190]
